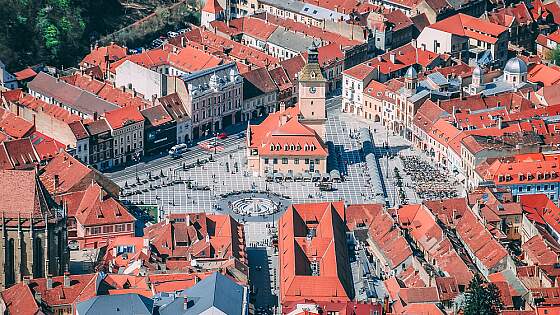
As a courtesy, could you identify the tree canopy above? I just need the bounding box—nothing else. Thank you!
[547,46,560,66]
[463,274,504,315]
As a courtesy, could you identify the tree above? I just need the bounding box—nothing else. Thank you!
[547,46,560,66]
[463,274,504,315]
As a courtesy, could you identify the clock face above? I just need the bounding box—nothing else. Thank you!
[309,87,317,94]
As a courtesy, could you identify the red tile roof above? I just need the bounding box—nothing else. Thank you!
[0,282,41,315]
[0,107,34,139]
[110,44,222,74]
[202,0,223,13]
[13,67,38,81]
[343,63,375,80]
[178,27,279,69]
[279,202,353,304]
[528,63,560,86]
[39,152,96,195]
[29,274,98,307]
[522,235,560,265]
[248,107,328,157]
[479,153,560,186]
[62,73,148,109]
[64,183,135,227]
[347,204,413,269]
[456,208,509,271]
[428,14,508,44]
[1,138,40,170]
[80,43,128,70]
[435,277,460,301]
[355,43,446,76]
[144,213,246,265]
[485,2,533,27]
[519,194,560,236]
[140,104,172,127]
[104,105,144,129]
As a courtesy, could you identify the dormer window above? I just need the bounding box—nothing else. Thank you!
[284,144,289,151]
[270,144,275,151]
[276,144,281,151]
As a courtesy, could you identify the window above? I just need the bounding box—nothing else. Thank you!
[273,158,278,164]
[264,158,269,164]
[305,159,310,164]
[282,158,288,164]
[294,158,299,164]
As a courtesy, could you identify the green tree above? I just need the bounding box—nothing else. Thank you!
[547,46,560,65]
[463,274,504,315]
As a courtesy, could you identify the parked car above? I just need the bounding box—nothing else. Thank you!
[217,132,228,139]
[167,31,179,37]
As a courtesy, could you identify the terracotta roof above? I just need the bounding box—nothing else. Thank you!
[528,63,560,87]
[401,303,445,315]
[347,204,413,269]
[435,277,460,301]
[29,274,98,307]
[63,183,135,227]
[0,169,47,219]
[84,119,111,136]
[110,44,223,75]
[456,208,509,271]
[522,235,560,265]
[68,121,89,140]
[0,282,41,315]
[519,194,560,236]
[177,27,279,69]
[399,286,440,304]
[278,201,354,304]
[248,107,328,157]
[144,213,246,265]
[485,2,533,27]
[0,107,34,138]
[241,67,278,98]
[39,152,92,195]
[0,138,40,170]
[428,13,508,43]
[202,0,223,13]
[13,67,38,81]
[80,43,128,70]
[31,131,67,161]
[479,153,560,186]
[343,63,374,80]
[104,106,144,129]
[61,73,148,109]
[15,93,82,124]
[413,99,447,134]
[279,55,306,82]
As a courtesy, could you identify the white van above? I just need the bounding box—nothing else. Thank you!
[169,144,188,158]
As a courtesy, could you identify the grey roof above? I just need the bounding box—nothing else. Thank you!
[158,272,248,315]
[76,293,153,315]
[504,57,528,74]
[426,72,448,87]
[404,66,418,79]
[268,28,315,53]
[28,72,119,116]
[259,0,347,20]
[473,65,483,77]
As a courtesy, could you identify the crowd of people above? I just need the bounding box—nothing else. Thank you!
[400,155,458,200]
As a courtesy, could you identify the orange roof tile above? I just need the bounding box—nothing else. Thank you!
[428,13,508,43]
[202,0,224,13]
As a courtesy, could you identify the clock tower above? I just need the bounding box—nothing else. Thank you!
[298,42,327,138]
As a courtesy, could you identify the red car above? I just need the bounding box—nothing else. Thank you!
[217,132,228,139]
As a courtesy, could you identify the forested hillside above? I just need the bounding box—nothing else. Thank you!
[0,0,183,71]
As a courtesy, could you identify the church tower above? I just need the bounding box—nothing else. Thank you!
[298,42,327,138]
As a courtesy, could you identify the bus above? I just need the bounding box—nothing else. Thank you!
[169,144,188,158]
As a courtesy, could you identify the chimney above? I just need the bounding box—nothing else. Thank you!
[93,112,98,121]
[183,295,189,310]
[63,272,71,287]
[390,53,396,64]
[280,114,288,126]
[23,276,31,285]
[181,37,186,47]
[46,275,53,289]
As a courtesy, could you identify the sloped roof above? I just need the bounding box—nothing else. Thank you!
[278,202,354,304]
[104,106,144,129]
[202,0,224,13]
[158,272,247,315]
[0,282,41,315]
[77,293,153,315]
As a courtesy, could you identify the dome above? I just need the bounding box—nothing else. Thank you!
[473,64,484,76]
[504,57,527,74]
[404,66,418,79]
